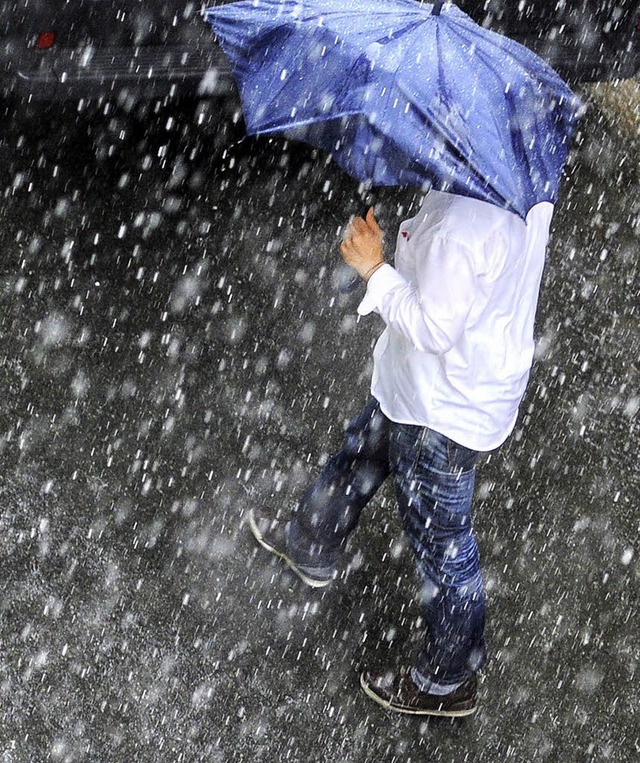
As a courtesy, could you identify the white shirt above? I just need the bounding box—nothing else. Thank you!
[358,190,554,452]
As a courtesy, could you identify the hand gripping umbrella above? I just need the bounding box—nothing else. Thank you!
[205,0,582,220]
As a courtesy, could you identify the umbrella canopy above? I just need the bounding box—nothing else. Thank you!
[204,0,582,219]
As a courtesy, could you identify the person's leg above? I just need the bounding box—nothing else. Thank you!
[285,397,391,574]
[390,424,486,688]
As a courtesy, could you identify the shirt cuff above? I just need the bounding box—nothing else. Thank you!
[357,263,407,316]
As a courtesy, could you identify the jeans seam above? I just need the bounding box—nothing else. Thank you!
[410,426,429,477]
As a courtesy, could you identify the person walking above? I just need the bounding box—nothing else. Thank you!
[249,188,554,717]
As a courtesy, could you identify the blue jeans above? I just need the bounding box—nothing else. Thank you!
[286,397,486,686]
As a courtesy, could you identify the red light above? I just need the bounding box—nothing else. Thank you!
[36,31,56,49]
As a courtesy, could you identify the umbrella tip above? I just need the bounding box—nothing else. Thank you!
[432,0,445,15]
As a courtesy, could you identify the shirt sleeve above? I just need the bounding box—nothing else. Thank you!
[357,234,479,355]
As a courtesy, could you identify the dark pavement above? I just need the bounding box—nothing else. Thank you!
[0,94,638,762]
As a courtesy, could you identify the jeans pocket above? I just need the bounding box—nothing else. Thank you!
[446,439,479,473]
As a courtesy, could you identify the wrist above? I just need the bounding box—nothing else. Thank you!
[363,261,385,281]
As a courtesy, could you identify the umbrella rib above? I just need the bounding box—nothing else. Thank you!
[254,109,364,134]
[410,18,521,210]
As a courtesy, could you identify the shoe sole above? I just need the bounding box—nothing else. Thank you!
[248,509,332,589]
[359,673,477,718]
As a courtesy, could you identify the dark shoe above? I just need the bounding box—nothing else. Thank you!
[248,507,334,588]
[360,668,477,717]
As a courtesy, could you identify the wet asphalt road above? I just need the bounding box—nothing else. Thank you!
[0,92,638,762]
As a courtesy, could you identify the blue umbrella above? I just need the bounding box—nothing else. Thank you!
[204,0,582,219]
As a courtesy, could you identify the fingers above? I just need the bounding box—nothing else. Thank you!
[343,209,382,260]
[351,209,380,236]
[341,214,356,242]
[352,215,369,233]
[365,206,381,233]
[340,239,355,263]
[341,223,355,248]
[344,208,380,235]
[340,236,356,253]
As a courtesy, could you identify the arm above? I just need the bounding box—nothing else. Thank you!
[358,233,479,355]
